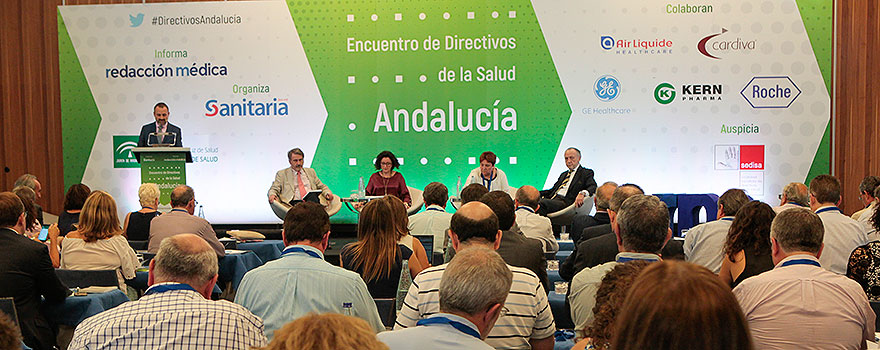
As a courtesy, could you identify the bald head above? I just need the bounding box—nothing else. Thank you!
[450,202,500,245]
[170,185,194,209]
[609,184,645,212]
[595,181,618,211]
[515,185,541,209]
[153,234,218,287]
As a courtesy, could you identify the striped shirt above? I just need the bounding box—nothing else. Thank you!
[394,263,555,349]
[70,283,267,349]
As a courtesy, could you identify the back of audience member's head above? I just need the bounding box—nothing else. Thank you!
[461,183,490,204]
[595,182,619,211]
[441,247,512,319]
[354,198,400,282]
[725,201,775,261]
[12,186,38,230]
[611,261,752,350]
[480,191,515,231]
[809,174,841,204]
[263,313,388,350]
[153,234,219,288]
[450,202,499,245]
[0,313,21,350]
[515,186,540,209]
[422,182,449,207]
[63,184,91,211]
[770,207,824,255]
[138,183,160,208]
[283,202,330,243]
[781,182,809,206]
[615,195,669,254]
[859,176,880,198]
[0,192,24,229]
[13,174,38,192]
[383,195,409,240]
[77,191,123,242]
[169,185,195,208]
[586,260,652,350]
[718,189,749,217]
[608,184,644,212]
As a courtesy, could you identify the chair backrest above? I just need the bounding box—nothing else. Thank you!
[374,298,396,328]
[397,259,412,312]
[55,269,118,289]
[414,235,434,264]
[408,186,424,215]
[128,240,148,251]
[0,298,19,329]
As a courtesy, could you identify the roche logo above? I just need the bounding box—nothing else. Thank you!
[654,83,676,104]
[698,28,756,59]
[741,76,801,109]
[594,75,621,102]
[600,36,673,55]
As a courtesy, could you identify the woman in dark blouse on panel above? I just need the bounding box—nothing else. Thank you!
[123,183,161,241]
[365,150,411,206]
[718,201,776,288]
[58,184,91,236]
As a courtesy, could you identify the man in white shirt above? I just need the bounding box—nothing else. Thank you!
[408,182,453,254]
[773,182,810,213]
[734,208,875,349]
[379,247,512,350]
[267,148,332,204]
[514,186,558,253]
[684,189,750,273]
[809,175,869,274]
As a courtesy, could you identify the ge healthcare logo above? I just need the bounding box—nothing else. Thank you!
[741,76,801,108]
[594,75,620,102]
[698,28,757,59]
[129,13,145,27]
[600,36,673,55]
[654,83,676,104]
[113,135,140,168]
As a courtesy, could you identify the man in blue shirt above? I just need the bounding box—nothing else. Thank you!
[379,247,512,350]
[235,202,384,338]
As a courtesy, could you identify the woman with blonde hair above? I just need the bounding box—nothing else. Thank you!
[123,183,161,241]
[341,198,424,298]
[264,313,388,350]
[60,191,139,290]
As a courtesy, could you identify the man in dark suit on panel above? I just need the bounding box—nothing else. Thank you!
[537,147,597,216]
[138,102,183,147]
[0,192,68,350]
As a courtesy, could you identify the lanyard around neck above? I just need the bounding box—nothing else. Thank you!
[815,206,841,214]
[282,246,322,259]
[417,316,481,339]
[144,283,197,296]
[780,258,820,267]
[517,206,535,213]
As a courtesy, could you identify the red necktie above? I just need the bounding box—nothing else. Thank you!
[297,171,307,200]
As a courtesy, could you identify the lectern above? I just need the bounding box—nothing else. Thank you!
[132,147,193,205]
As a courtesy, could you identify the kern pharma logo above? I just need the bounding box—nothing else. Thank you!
[113,135,140,168]
[654,83,676,104]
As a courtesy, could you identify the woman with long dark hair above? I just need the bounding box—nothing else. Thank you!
[718,201,776,288]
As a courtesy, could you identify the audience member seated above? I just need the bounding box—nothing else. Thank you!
[569,195,670,339]
[852,175,880,224]
[11,187,40,238]
[13,174,43,225]
[0,192,68,350]
[60,191,139,290]
[395,202,555,350]
[366,150,411,206]
[148,185,224,256]
[847,205,880,300]
[385,196,430,268]
[514,186,558,253]
[460,183,490,205]
[464,151,510,192]
[537,147,597,216]
[380,247,512,350]
[809,175,869,274]
[482,191,549,294]
[71,234,267,349]
[614,260,753,350]
[0,313,21,350]
[571,260,650,350]
[235,202,384,338]
[684,189,749,273]
[341,199,424,298]
[773,182,809,213]
[266,313,388,350]
[58,183,90,236]
[123,183,160,241]
[734,208,875,349]
[570,182,617,244]
[408,182,453,255]
[719,201,776,288]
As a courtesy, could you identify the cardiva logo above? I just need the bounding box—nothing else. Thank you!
[698,28,756,59]
[204,98,289,118]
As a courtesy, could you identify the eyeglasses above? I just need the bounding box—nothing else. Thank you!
[499,306,510,317]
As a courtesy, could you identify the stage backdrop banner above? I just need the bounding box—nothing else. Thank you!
[58,0,832,224]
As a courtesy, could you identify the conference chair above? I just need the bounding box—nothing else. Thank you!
[0,298,19,330]
[414,235,443,265]
[506,186,519,201]
[270,193,343,220]
[547,195,594,227]
[374,298,397,328]
[55,269,118,289]
[128,240,148,251]
[407,186,424,215]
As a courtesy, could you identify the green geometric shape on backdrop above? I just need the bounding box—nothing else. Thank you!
[286,0,571,223]
[795,0,833,181]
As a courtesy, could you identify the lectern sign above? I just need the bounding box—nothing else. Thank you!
[140,152,188,205]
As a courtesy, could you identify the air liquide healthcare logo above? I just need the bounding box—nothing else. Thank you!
[600,36,673,55]
[129,13,145,27]
[113,135,140,168]
[741,77,801,108]
[654,83,675,104]
[698,28,756,59]
[594,75,621,102]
